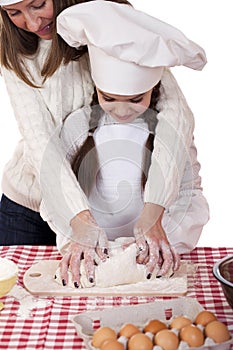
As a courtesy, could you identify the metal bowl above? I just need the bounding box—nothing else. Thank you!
[213,255,233,309]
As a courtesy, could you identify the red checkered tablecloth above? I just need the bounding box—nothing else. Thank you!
[0,246,233,349]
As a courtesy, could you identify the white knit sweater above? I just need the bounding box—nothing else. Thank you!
[1,39,195,252]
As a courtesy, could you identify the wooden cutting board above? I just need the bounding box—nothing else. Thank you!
[23,260,188,296]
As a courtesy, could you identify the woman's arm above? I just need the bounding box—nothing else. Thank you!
[1,51,92,253]
[144,68,195,207]
[162,139,209,254]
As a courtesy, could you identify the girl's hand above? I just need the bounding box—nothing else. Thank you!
[59,210,108,288]
[134,203,180,278]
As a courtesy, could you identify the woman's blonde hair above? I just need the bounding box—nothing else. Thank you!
[0,0,131,87]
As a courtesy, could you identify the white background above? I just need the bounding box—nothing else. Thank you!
[0,0,232,247]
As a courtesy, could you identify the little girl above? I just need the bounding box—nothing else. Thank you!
[56,0,209,286]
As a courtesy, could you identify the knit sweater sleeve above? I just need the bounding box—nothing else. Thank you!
[1,46,92,252]
[144,68,195,208]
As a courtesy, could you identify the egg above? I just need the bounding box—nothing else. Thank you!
[100,339,125,350]
[180,324,204,347]
[128,333,153,350]
[92,326,117,348]
[119,323,141,338]
[195,310,217,326]
[144,319,167,334]
[170,316,192,330]
[154,329,179,350]
[205,320,231,343]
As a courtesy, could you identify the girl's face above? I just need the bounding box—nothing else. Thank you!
[96,88,153,123]
[2,0,54,39]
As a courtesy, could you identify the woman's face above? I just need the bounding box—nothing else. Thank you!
[96,88,153,123]
[2,0,54,39]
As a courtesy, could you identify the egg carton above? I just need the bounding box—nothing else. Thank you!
[71,297,233,350]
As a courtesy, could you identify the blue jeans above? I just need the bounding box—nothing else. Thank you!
[0,194,56,245]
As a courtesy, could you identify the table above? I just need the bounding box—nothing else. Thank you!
[0,246,233,349]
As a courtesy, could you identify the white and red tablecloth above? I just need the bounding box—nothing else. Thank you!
[0,245,233,349]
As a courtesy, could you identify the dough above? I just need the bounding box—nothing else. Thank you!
[55,238,173,288]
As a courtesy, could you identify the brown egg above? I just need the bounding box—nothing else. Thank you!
[180,324,204,347]
[128,333,153,350]
[195,310,217,326]
[119,323,141,338]
[100,339,124,350]
[92,326,117,348]
[144,319,167,334]
[154,329,179,350]
[170,316,192,330]
[205,320,231,343]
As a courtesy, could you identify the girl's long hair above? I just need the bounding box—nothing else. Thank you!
[72,82,161,196]
[0,0,132,87]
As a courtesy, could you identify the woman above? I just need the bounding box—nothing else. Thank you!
[0,0,202,284]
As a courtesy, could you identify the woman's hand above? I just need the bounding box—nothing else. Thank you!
[59,210,108,288]
[134,203,180,278]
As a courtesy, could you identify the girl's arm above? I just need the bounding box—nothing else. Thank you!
[135,68,195,276]
[58,108,109,286]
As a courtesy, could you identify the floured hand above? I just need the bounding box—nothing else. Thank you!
[55,238,174,289]
[58,210,108,288]
[134,203,180,278]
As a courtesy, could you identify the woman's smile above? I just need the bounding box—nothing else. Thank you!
[35,21,53,37]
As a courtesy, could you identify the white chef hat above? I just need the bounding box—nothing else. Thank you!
[0,0,22,5]
[57,0,207,95]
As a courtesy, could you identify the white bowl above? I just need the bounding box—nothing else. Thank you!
[0,257,18,298]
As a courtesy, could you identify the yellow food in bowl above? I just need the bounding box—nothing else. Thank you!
[0,258,18,298]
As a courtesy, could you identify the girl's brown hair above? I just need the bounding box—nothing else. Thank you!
[0,0,131,87]
[71,82,161,196]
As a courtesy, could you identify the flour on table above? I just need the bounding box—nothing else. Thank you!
[55,239,173,288]
[9,284,49,318]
